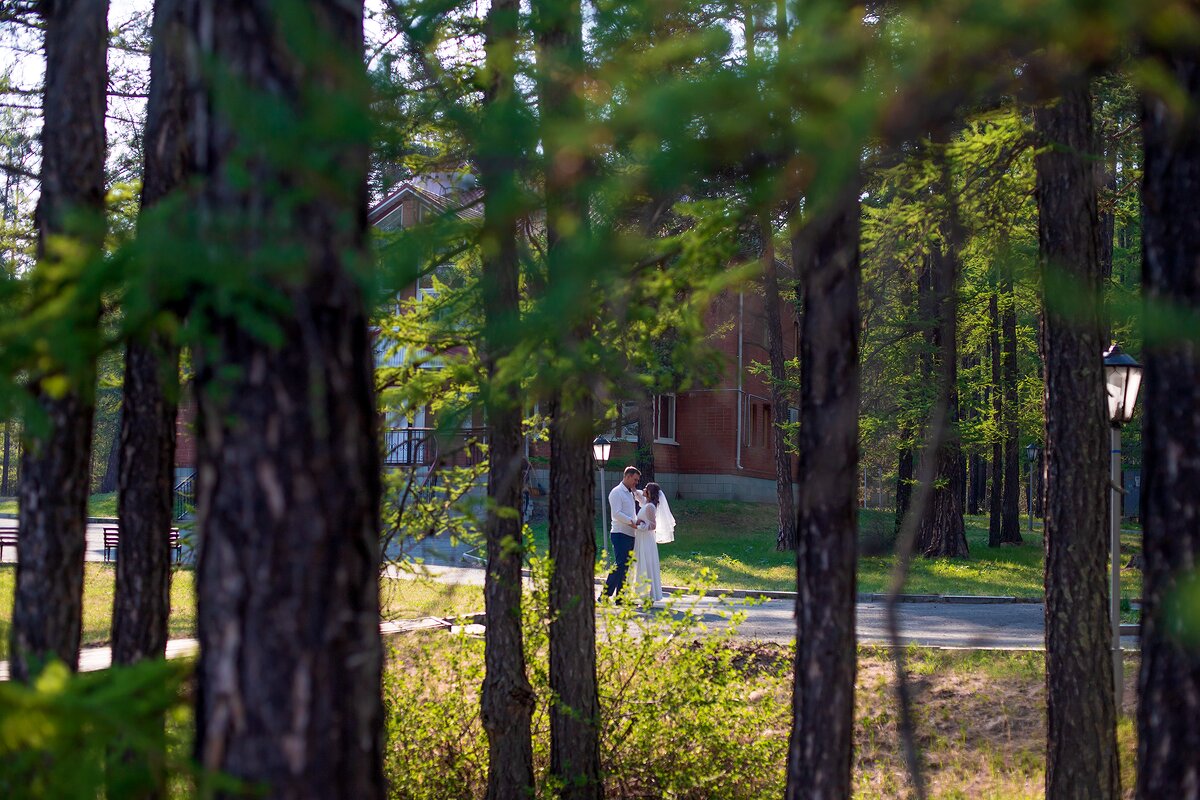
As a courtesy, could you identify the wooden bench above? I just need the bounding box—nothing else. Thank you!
[0,527,17,561]
[102,526,183,564]
[103,526,119,562]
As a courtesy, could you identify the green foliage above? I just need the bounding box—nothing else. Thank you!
[384,538,786,799]
[0,659,196,799]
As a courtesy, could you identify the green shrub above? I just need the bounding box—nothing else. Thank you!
[0,658,197,799]
[383,542,791,799]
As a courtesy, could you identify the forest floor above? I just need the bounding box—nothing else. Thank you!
[529,500,1144,600]
[382,633,1141,799]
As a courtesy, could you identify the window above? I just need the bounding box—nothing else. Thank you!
[654,394,676,442]
[612,395,676,442]
[613,401,638,441]
[742,399,772,448]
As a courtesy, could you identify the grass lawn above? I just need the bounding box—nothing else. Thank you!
[0,563,196,662]
[0,565,482,662]
[0,491,119,518]
[531,499,1143,599]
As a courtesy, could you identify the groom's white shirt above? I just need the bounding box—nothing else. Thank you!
[609,484,638,536]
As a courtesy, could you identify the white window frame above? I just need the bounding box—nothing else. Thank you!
[611,395,677,444]
[654,394,677,443]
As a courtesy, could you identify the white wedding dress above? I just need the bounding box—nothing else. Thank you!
[632,502,664,602]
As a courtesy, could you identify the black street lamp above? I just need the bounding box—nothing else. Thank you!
[592,436,612,560]
[1102,343,1143,711]
[1025,442,1041,533]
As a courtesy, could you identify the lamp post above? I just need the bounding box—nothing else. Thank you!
[1025,443,1040,534]
[1103,343,1143,712]
[592,435,612,562]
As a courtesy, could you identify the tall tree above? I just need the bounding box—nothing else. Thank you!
[787,183,860,799]
[1,422,13,496]
[98,409,120,494]
[1036,83,1119,800]
[1137,37,1200,800]
[916,136,969,558]
[188,2,385,796]
[112,0,191,671]
[478,0,536,797]
[747,1,797,553]
[999,257,1023,545]
[764,215,798,552]
[634,393,656,484]
[9,0,108,682]
[535,0,603,794]
[988,290,1004,546]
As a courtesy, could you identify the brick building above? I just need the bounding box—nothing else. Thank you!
[176,175,801,504]
[373,175,800,503]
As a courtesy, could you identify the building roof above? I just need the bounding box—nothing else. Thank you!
[368,178,483,229]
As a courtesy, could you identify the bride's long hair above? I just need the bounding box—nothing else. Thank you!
[644,482,662,506]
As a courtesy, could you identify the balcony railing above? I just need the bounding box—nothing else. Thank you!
[383,426,488,467]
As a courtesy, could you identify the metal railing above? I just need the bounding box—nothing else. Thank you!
[384,428,429,466]
[173,472,196,520]
[382,426,488,467]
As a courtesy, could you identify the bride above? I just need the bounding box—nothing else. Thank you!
[631,482,675,603]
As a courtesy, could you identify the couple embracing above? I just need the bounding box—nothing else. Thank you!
[601,465,676,603]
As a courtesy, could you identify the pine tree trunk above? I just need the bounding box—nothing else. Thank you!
[966,449,984,516]
[1137,42,1200,800]
[98,406,120,494]
[989,292,1003,546]
[635,393,656,484]
[1,423,11,496]
[9,0,108,682]
[479,1,535,796]
[916,141,968,559]
[535,1,602,793]
[1000,265,1023,545]
[112,0,190,672]
[894,441,913,534]
[547,396,602,798]
[786,186,859,800]
[1036,83,1119,800]
[1034,448,1044,518]
[762,218,797,552]
[188,3,385,796]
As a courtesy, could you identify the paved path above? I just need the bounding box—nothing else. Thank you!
[391,564,1140,650]
[0,563,1139,680]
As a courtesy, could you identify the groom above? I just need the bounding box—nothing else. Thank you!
[601,465,641,601]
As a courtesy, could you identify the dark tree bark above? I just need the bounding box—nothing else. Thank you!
[188,3,385,797]
[1,422,11,496]
[479,1,535,797]
[546,395,602,798]
[988,292,1004,546]
[763,219,798,552]
[112,0,190,671]
[966,443,984,516]
[535,0,603,794]
[894,439,913,534]
[1036,84,1119,800]
[786,185,860,800]
[916,141,968,558]
[1000,263,1023,545]
[98,406,120,494]
[9,0,108,682]
[1034,448,1045,519]
[1137,42,1200,800]
[635,392,656,484]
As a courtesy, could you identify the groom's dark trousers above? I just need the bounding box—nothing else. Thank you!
[603,531,636,598]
